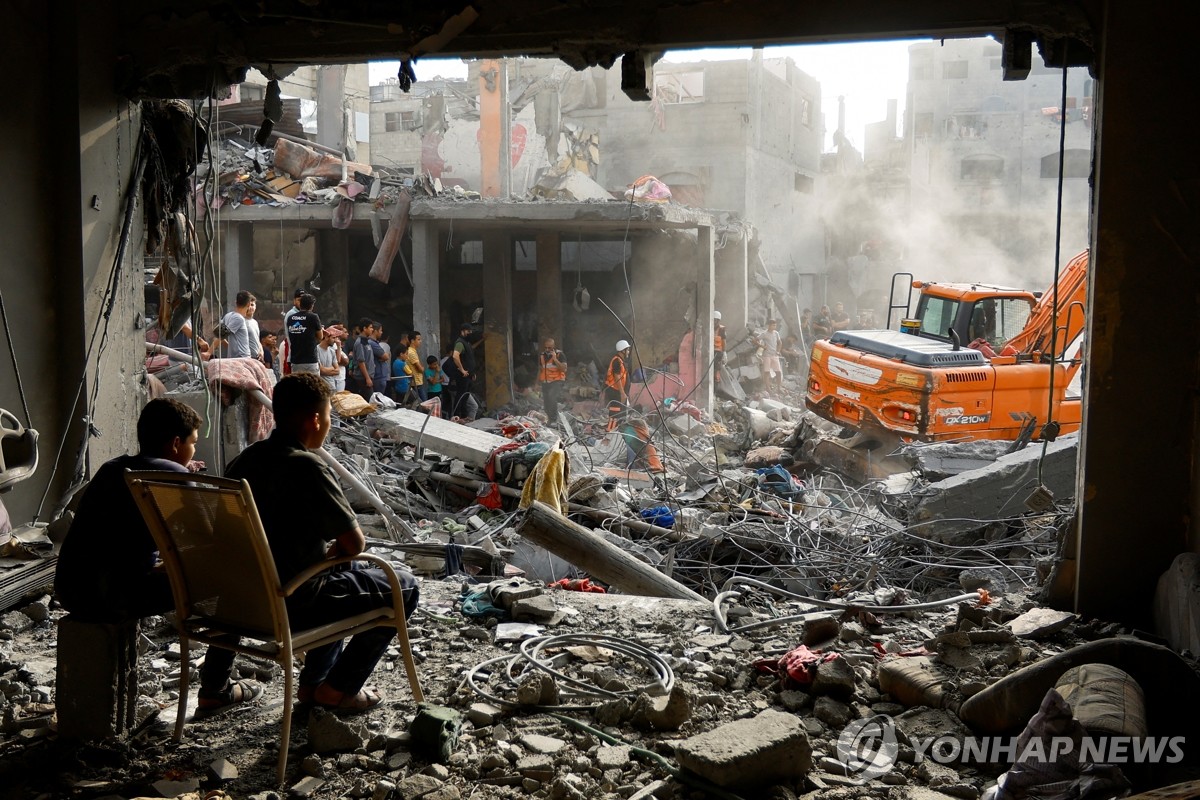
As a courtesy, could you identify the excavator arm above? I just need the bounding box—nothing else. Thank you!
[1002,249,1089,358]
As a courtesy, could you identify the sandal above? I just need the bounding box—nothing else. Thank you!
[313,684,384,714]
[196,679,264,714]
[297,684,318,704]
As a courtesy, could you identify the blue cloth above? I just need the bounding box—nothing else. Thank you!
[640,505,675,528]
[756,465,805,499]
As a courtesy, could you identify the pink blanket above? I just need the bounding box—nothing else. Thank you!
[205,358,276,442]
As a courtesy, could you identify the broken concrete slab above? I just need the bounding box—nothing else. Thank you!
[673,708,811,788]
[373,409,511,469]
[901,439,1013,480]
[907,433,1078,543]
[1008,607,1076,639]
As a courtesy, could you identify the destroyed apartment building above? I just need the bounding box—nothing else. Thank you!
[1,2,1199,800]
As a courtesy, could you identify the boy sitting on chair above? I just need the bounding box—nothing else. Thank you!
[55,398,262,712]
[226,374,420,713]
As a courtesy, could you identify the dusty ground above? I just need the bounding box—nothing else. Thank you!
[3,568,1197,800]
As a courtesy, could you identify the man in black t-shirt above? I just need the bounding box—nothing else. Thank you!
[226,374,419,713]
[56,398,261,712]
[287,293,324,375]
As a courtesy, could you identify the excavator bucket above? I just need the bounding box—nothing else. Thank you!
[811,431,910,483]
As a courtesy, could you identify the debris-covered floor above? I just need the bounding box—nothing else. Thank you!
[2,377,1199,800]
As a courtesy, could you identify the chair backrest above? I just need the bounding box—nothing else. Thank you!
[125,471,287,640]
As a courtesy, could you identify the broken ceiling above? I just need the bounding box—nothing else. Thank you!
[115,0,1099,98]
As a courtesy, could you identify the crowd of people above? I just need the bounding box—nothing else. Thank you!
[155,287,484,422]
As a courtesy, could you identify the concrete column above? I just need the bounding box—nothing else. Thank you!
[715,233,750,342]
[411,220,442,360]
[482,230,513,409]
[223,222,254,310]
[1076,3,1199,625]
[478,59,505,198]
[536,233,563,343]
[316,65,347,155]
[695,225,715,412]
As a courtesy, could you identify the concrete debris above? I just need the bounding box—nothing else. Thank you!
[1007,607,1076,639]
[9,382,1192,799]
[674,708,813,788]
[905,433,1079,544]
[1154,552,1200,657]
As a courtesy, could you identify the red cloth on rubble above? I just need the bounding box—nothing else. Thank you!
[550,578,606,593]
[205,357,276,442]
[752,645,838,688]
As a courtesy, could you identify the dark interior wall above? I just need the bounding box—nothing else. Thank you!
[0,3,60,524]
[347,230,414,343]
[1075,1,1200,622]
[0,1,143,525]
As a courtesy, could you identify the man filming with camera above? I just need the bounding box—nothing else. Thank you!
[538,337,568,424]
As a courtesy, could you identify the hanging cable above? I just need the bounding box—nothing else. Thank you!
[1038,42,1072,486]
[0,292,32,428]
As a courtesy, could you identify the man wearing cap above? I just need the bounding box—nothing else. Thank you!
[281,288,305,375]
[445,322,478,420]
[605,340,632,406]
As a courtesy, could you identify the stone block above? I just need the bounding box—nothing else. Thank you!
[673,708,811,788]
[810,655,856,700]
[55,616,140,740]
[1008,607,1076,639]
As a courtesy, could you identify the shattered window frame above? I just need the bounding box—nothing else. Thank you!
[654,71,705,104]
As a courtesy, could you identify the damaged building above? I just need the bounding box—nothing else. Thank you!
[0,2,1199,800]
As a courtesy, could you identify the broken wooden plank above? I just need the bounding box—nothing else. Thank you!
[517,501,705,602]
[374,409,511,468]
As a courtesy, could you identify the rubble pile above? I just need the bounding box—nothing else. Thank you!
[3,568,1197,799]
[2,388,1196,799]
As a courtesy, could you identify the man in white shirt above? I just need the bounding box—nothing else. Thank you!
[215,291,256,358]
[318,325,349,392]
[757,318,784,397]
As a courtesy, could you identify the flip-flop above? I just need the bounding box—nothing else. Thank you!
[313,685,384,714]
[196,679,264,715]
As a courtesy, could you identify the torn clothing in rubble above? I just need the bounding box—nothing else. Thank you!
[54,454,185,622]
[205,357,276,442]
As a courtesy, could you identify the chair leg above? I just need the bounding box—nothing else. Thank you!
[277,650,294,786]
[174,635,190,741]
[393,612,424,703]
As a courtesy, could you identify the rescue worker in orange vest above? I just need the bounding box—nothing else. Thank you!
[605,340,632,431]
[538,337,568,424]
[713,310,727,386]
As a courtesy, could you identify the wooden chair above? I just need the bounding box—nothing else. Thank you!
[124,470,423,785]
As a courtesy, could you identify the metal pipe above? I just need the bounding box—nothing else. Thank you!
[145,341,202,369]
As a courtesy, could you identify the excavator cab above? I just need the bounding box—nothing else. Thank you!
[910,287,1034,350]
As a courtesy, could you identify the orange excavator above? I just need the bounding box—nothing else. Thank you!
[804,249,1088,478]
